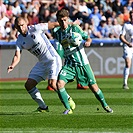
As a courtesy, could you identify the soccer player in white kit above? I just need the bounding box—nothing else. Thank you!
[119,10,133,89]
[7,17,75,112]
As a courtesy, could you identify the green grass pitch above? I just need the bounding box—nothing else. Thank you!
[0,78,132,132]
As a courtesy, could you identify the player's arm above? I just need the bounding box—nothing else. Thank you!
[84,37,92,47]
[74,25,92,47]
[48,21,60,29]
[7,50,21,73]
[119,34,133,47]
[42,19,80,30]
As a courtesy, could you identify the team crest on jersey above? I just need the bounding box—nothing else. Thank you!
[49,70,53,74]
[31,34,36,39]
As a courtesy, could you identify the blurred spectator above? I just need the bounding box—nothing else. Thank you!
[58,0,67,10]
[85,0,95,10]
[31,0,40,14]
[12,1,22,16]
[28,11,39,25]
[38,2,50,22]
[111,18,122,38]
[89,17,102,38]
[106,17,113,37]
[126,0,133,11]
[112,0,123,15]
[8,25,17,42]
[0,0,6,18]
[10,15,16,28]
[88,5,101,27]
[74,0,91,23]
[67,0,79,21]
[0,16,5,39]
[104,0,113,19]
[49,8,57,22]
[6,4,13,19]
[97,20,109,38]
[118,6,130,23]
[82,22,91,36]
[0,12,9,27]
[41,8,50,22]
[25,2,34,13]
[3,21,12,40]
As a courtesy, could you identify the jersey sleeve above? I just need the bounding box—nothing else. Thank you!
[35,23,48,31]
[16,38,22,51]
[51,27,60,37]
[120,24,127,36]
[72,25,89,40]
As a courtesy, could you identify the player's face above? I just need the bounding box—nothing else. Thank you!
[58,16,69,30]
[15,19,28,36]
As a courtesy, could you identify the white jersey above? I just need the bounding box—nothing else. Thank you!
[120,22,133,47]
[16,23,59,63]
[16,23,62,82]
[120,22,133,59]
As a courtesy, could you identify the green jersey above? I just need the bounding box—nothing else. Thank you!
[51,27,64,59]
[53,24,89,66]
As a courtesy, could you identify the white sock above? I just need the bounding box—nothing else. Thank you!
[123,67,129,85]
[28,87,47,109]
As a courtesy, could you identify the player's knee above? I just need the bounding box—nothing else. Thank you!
[24,81,33,91]
[25,81,29,90]
[57,80,65,89]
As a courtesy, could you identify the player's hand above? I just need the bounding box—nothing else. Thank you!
[73,19,81,25]
[7,66,14,73]
[84,41,91,47]
[128,43,133,47]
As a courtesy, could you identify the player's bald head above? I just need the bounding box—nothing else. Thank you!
[14,17,26,28]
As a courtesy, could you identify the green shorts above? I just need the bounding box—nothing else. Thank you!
[58,64,96,86]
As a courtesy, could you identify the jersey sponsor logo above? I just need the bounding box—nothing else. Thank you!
[61,38,70,48]
[49,70,53,74]
[31,34,36,39]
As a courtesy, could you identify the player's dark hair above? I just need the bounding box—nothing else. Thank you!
[56,8,69,20]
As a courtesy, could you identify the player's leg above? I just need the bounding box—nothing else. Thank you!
[81,64,113,113]
[49,58,75,114]
[57,66,76,114]
[122,47,132,89]
[123,57,131,89]
[57,79,73,114]
[89,83,113,113]
[26,62,50,112]
[25,78,49,112]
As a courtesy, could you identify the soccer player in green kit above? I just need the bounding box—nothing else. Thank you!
[47,27,89,91]
[54,8,113,114]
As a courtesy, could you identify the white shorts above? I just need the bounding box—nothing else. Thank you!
[123,45,133,59]
[28,57,62,83]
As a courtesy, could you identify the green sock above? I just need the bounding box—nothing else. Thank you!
[94,89,108,108]
[58,88,71,110]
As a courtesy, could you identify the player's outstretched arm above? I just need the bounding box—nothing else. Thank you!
[119,34,133,47]
[47,21,60,29]
[7,50,21,73]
